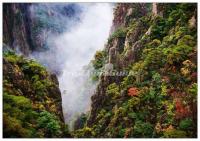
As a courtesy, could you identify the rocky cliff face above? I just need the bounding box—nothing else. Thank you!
[74,3,197,138]
[3,3,81,56]
[111,3,148,32]
[3,3,34,55]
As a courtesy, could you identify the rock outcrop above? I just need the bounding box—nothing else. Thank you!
[111,3,148,32]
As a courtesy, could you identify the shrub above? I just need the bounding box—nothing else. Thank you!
[3,114,33,137]
[91,50,107,70]
[128,97,140,108]
[163,129,187,138]
[106,83,120,99]
[179,118,193,130]
[150,16,168,40]
[177,35,196,47]
[74,127,95,138]
[128,112,137,119]
[119,128,126,137]
[167,9,187,26]
[108,27,127,43]
[37,111,61,137]
[3,93,31,110]
[163,44,193,65]
[188,83,197,98]
[4,51,23,64]
[3,93,37,137]
[133,120,154,137]
[142,47,166,70]
[147,39,161,48]
[21,59,46,77]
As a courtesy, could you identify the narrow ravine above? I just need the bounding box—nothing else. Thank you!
[57,4,114,128]
[3,3,198,138]
[30,3,114,129]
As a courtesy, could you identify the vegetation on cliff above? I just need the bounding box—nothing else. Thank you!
[74,3,197,138]
[3,50,71,138]
[3,3,197,138]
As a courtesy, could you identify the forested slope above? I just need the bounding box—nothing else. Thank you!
[3,49,70,137]
[74,3,197,138]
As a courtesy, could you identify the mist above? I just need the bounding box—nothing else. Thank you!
[30,3,114,129]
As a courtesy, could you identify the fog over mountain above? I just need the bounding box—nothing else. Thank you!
[30,3,114,128]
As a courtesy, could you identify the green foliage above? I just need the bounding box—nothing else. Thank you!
[150,16,169,40]
[3,52,67,138]
[3,113,33,138]
[91,50,107,81]
[22,59,46,76]
[119,128,126,137]
[133,120,154,137]
[33,80,46,91]
[37,111,61,137]
[121,74,135,88]
[147,39,161,48]
[167,9,187,26]
[97,109,107,120]
[163,129,187,138]
[177,35,196,46]
[74,113,88,130]
[163,44,193,65]
[128,97,140,108]
[128,112,137,119]
[108,27,127,43]
[106,83,120,99]
[4,51,24,64]
[4,92,31,110]
[179,118,193,130]
[3,93,38,137]
[142,47,166,70]
[92,50,107,70]
[188,83,197,98]
[74,127,95,138]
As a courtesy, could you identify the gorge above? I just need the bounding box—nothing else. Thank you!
[3,3,197,138]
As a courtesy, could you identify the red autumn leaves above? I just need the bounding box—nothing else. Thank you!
[127,87,192,120]
[175,99,190,119]
[128,87,139,97]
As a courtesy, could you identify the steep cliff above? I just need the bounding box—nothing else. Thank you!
[3,48,71,137]
[74,3,197,138]
[3,3,197,138]
[3,3,34,55]
[3,3,81,56]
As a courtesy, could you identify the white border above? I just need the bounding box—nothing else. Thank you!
[0,0,199,141]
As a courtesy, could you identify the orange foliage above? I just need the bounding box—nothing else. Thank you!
[128,87,139,97]
[175,99,190,119]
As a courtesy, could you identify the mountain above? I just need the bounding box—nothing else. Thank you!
[73,3,197,138]
[3,3,197,138]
